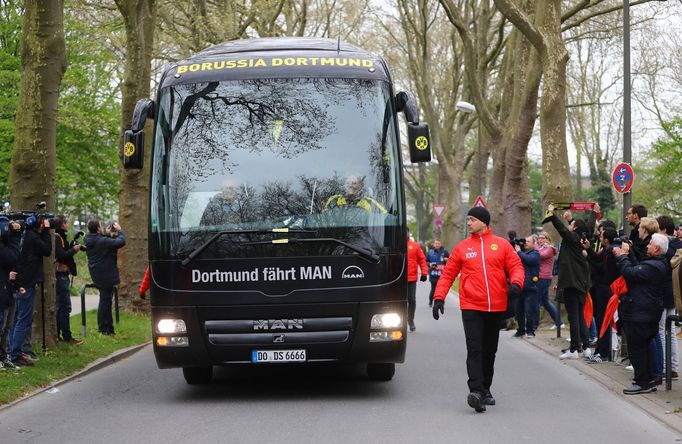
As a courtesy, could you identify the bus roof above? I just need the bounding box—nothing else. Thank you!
[160,37,390,88]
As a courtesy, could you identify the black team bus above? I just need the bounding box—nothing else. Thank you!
[122,37,431,384]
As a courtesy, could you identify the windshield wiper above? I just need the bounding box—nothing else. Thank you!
[243,237,380,263]
[180,228,316,267]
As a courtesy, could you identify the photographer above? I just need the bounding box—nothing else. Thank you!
[53,216,83,345]
[8,215,52,367]
[614,233,668,394]
[84,220,126,335]
[513,236,540,338]
[0,218,21,369]
[426,239,449,308]
[584,228,620,362]
[543,204,592,360]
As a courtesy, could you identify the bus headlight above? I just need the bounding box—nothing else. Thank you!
[370,313,402,329]
[157,319,187,334]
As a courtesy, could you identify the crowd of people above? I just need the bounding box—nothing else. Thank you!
[0,216,126,370]
[412,203,682,412]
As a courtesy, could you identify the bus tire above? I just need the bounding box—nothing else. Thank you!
[182,366,213,385]
[367,363,395,381]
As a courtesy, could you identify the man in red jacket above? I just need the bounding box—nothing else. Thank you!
[432,207,524,413]
[407,234,428,332]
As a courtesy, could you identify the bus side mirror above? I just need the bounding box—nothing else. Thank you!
[408,123,431,163]
[123,98,155,170]
[397,91,431,163]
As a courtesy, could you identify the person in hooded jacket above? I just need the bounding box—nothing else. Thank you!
[614,233,669,394]
[84,220,126,335]
[543,204,592,360]
[656,215,681,380]
[0,219,21,369]
[8,216,52,366]
[432,207,524,413]
[406,234,428,332]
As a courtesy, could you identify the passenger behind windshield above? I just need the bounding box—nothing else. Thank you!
[323,175,387,214]
[200,179,243,226]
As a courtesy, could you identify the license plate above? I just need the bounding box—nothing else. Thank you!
[252,349,307,363]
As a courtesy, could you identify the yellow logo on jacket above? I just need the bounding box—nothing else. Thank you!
[490,244,498,251]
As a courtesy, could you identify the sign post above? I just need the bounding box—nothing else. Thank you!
[612,162,634,194]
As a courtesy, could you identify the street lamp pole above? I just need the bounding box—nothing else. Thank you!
[622,0,632,236]
[455,101,482,199]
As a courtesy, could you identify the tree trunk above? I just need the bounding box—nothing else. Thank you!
[115,0,156,313]
[9,0,66,349]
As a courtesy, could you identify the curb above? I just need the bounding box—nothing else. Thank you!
[523,335,682,435]
[0,341,151,413]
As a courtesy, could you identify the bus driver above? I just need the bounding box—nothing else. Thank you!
[324,175,387,214]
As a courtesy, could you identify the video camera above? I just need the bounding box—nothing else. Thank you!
[71,230,87,251]
[0,201,55,236]
[508,234,527,249]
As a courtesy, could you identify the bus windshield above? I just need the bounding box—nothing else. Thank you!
[150,77,403,259]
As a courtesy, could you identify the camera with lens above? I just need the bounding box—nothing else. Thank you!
[510,237,526,249]
[610,236,631,247]
[71,230,87,251]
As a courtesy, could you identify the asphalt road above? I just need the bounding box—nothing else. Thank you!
[1,283,680,443]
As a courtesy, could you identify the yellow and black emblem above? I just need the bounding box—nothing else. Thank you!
[490,244,498,251]
[415,136,429,151]
[124,142,136,157]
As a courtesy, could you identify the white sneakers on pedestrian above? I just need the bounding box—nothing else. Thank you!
[626,365,634,371]
[560,350,580,360]
[550,324,566,330]
[582,348,593,358]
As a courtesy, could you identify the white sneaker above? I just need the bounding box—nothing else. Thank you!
[582,348,592,358]
[626,365,634,371]
[560,350,580,360]
[550,324,566,330]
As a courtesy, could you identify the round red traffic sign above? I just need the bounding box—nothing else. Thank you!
[612,163,634,194]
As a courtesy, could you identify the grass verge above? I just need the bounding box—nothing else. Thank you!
[0,310,151,406]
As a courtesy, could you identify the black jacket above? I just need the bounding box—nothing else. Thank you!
[0,233,21,309]
[84,230,126,288]
[55,229,78,276]
[543,214,591,293]
[16,228,52,289]
[616,254,667,323]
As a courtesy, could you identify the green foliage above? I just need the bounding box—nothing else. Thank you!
[57,6,121,220]
[0,1,22,200]
[632,117,682,218]
[0,310,151,406]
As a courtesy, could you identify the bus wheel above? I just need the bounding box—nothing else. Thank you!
[182,366,213,385]
[367,363,395,381]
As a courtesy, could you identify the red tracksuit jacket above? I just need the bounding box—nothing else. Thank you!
[433,227,524,312]
[407,239,428,282]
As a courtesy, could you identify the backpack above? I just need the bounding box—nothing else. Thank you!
[671,248,682,313]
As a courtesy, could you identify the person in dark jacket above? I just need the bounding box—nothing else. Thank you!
[8,216,52,366]
[84,220,126,335]
[426,239,449,308]
[626,204,647,255]
[54,216,83,345]
[585,228,620,362]
[0,219,21,369]
[543,204,592,359]
[614,232,669,394]
[513,235,540,338]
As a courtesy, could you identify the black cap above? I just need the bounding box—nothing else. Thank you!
[467,207,490,226]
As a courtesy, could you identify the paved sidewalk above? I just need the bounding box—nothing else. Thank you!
[522,325,682,434]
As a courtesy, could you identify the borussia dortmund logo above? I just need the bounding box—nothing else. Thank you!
[415,136,428,150]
